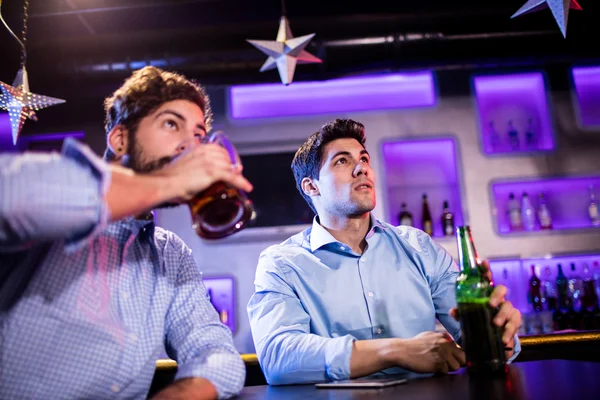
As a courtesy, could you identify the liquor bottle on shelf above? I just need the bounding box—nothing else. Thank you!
[589,185,600,227]
[398,202,413,226]
[593,261,600,300]
[537,192,552,230]
[521,192,536,231]
[488,120,501,151]
[568,263,583,308]
[554,263,572,330]
[421,193,433,236]
[441,200,455,236]
[542,266,558,312]
[508,193,522,231]
[581,263,600,330]
[529,265,543,312]
[507,120,520,150]
[524,118,537,149]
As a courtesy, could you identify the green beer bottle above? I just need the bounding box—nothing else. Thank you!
[455,226,507,376]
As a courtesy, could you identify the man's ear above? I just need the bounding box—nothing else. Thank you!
[107,125,129,160]
[301,177,319,197]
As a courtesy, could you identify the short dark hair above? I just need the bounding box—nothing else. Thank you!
[291,118,366,214]
[103,66,213,161]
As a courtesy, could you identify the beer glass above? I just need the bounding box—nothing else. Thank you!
[188,131,255,239]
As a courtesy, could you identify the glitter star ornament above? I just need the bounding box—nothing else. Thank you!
[0,67,66,144]
[247,16,322,85]
[511,0,582,38]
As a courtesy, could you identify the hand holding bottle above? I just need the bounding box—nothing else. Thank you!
[450,260,522,359]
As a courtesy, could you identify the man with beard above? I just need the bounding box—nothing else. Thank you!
[0,67,251,399]
[247,119,521,385]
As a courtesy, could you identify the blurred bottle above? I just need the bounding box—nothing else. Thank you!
[524,118,537,149]
[542,266,558,312]
[537,192,552,230]
[568,263,583,330]
[507,120,520,150]
[441,200,455,236]
[488,120,501,151]
[508,193,522,231]
[398,202,413,226]
[589,185,600,227]
[421,193,433,236]
[581,264,600,330]
[529,265,543,312]
[554,264,572,330]
[521,193,536,231]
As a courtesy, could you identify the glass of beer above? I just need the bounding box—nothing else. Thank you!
[188,131,255,239]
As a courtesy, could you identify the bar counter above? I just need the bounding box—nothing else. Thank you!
[149,330,600,396]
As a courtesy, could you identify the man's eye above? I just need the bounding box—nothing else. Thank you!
[164,120,177,130]
[335,158,347,165]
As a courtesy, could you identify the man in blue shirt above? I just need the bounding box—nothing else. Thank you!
[247,118,521,385]
[0,67,252,399]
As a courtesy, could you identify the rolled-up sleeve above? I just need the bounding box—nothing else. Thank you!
[0,138,110,252]
[247,250,355,385]
[164,237,245,399]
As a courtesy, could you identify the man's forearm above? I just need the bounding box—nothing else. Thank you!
[105,165,175,221]
[151,378,218,400]
[350,338,412,378]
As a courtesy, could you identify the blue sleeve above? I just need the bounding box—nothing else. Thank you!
[420,233,462,343]
[164,235,245,399]
[247,249,355,385]
[0,138,110,253]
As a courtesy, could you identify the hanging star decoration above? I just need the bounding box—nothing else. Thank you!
[0,0,66,144]
[247,15,322,85]
[0,67,66,145]
[511,0,582,38]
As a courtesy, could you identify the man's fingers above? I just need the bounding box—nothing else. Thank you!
[489,285,507,308]
[449,307,460,322]
[493,301,513,327]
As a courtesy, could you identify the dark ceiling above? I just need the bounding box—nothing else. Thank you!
[0,0,598,133]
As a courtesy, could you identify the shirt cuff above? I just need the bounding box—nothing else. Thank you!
[61,138,111,252]
[175,352,246,399]
[324,334,356,381]
[507,334,521,363]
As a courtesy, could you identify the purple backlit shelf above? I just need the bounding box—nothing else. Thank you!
[473,72,555,155]
[381,136,465,239]
[490,253,600,314]
[572,66,600,128]
[203,276,236,333]
[229,72,436,119]
[491,176,600,235]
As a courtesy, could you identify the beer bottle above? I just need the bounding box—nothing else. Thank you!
[455,226,507,376]
[421,193,433,236]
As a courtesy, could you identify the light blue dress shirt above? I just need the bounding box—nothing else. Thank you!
[0,139,245,399]
[247,215,520,385]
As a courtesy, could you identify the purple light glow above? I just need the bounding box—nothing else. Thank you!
[572,66,600,128]
[381,137,465,238]
[229,72,436,119]
[203,276,236,333]
[0,113,14,152]
[492,176,600,234]
[473,73,555,154]
[490,253,600,313]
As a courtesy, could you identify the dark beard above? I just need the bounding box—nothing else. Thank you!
[125,138,179,209]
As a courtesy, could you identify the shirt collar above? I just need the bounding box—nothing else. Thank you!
[309,213,386,252]
[109,211,156,238]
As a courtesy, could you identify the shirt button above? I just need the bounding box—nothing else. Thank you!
[340,246,345,250]
[122,292,129,300]
[129,333,137,342]
[111,384,120,393]
[360,258,366,262]
[367,291,374,297]
[376,328,382,334]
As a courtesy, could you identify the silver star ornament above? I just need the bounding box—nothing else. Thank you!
[511,0,582,38]
[0,67,66,144]
[247,16,322,85]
